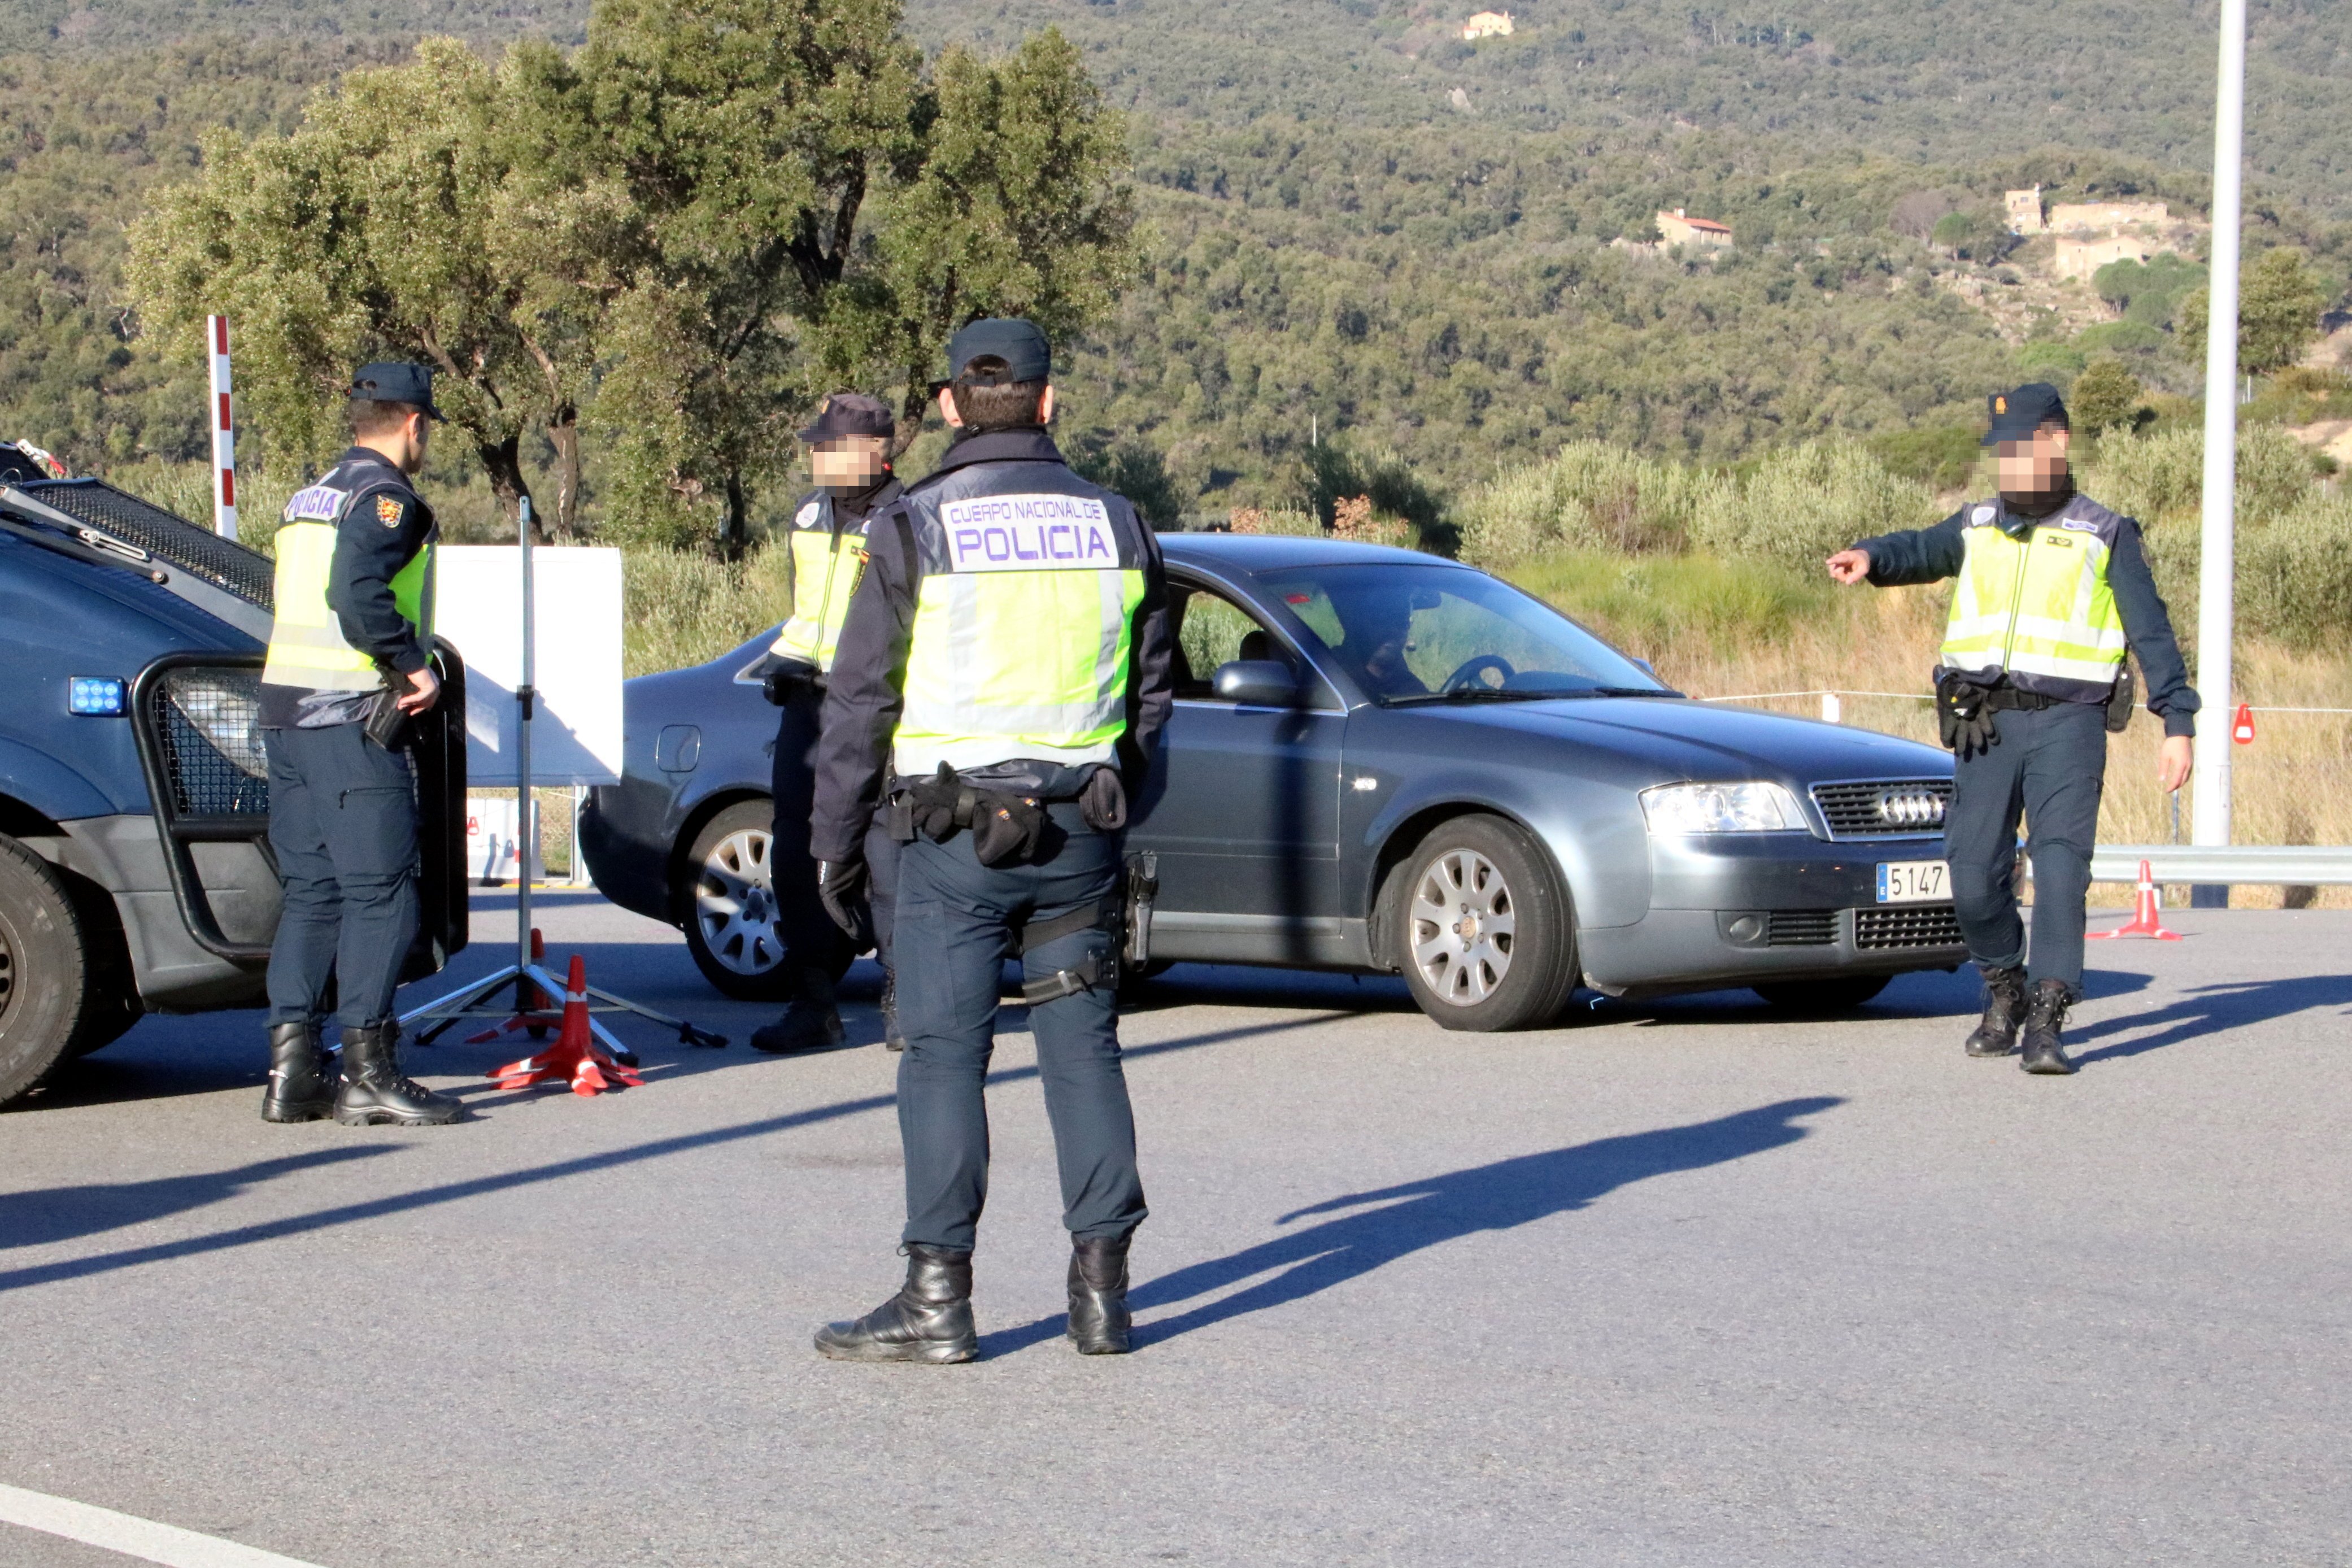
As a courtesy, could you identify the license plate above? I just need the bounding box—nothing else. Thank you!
[1876,860,1949,904]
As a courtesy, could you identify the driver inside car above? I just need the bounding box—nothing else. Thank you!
[1323,587,1427,699]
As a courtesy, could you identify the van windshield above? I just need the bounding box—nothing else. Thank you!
[1251,563,1675,705]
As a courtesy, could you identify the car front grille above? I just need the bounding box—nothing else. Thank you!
[149,667,269,817]
[1854,904,1964,949]
[1811,779,1953,839]
[1767,909,1838,946]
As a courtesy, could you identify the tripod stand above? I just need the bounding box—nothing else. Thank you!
[401,497,726,1059]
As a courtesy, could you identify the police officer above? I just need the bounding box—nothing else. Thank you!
[1827,383,2199,1074]
[746,393,906,1055]
[807,319,1175,1361]
[256,363,458,1126]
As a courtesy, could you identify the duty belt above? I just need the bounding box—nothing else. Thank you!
[1981,685,2056,712]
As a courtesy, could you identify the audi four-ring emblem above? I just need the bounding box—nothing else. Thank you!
[1875,791,1946,827]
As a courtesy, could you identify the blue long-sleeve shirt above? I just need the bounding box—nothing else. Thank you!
[1853,496,2200,738]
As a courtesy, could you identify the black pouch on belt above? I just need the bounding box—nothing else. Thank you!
[2105,661,2136,734]
[970,792,1047,867]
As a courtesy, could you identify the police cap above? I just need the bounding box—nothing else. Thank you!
[1981,382,2068,446]
[798,391,896,444]
[350,362,445,422]
[945,318,1051,385]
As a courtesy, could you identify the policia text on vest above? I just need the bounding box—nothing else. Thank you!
[804,318,1177,1362]
[744,390,905,1056]
[1827,382,2198,1077]
[256,361,462,1129]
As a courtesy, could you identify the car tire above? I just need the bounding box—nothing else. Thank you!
[679,800,795,1002]
[1752,975,1891,1012]
[0,833,99,1105]
[1390,815,1578,1033]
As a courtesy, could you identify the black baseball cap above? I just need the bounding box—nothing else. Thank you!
[944,317,1051,384]
[350,362,445,421]
[798,391,896,443]
[1982,382,2068,446]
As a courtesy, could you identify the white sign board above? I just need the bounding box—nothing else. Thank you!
[435,546,624,787]
[464,794,547,885]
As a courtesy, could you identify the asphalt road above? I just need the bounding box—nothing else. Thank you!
[3,892,2349,1567]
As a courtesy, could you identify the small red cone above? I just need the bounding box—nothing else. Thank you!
[2089,858,2184,941]
[489,953,645,1095]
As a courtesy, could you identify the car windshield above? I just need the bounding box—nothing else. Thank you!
[1252,563,1674,705]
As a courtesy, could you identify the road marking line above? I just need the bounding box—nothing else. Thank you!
[0,1484,326,1568]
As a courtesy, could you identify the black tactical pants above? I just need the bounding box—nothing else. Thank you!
[771,686,853,983]
[1944,699,2107,999]
[263,721,419,1031]
[893,805,1146,1252]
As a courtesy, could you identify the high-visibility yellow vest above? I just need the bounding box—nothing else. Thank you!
[767,494,869,672]
[892,487,1148,777]
[1940,496,2128,700]
[260,470,432,692]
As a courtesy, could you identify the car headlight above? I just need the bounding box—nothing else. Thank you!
[1639,781,1805,835]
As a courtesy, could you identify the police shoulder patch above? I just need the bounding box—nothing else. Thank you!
[795,502,821,529]
[376,494,405,529]
[1971,504,1996,525]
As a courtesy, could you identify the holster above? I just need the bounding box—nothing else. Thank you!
[1016,893,1125,1007]
[362,678,417,752]
[894,762,1048,866]
[2106,661,2136,734]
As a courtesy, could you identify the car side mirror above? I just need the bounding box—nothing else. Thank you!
[1213,659,1302,707]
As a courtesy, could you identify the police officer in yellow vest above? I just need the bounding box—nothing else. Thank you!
[256,363,458,1126]
[1828,383,2199,1074]
[807,319,1175,1361]
[746,392,905,1055]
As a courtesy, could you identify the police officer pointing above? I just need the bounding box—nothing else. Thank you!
[747,393,904,1055]
[807,319,1175,1361]
[256,363,458,1126]
[1828,383,2199,1074]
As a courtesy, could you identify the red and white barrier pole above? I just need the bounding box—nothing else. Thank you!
[206,315,237,540]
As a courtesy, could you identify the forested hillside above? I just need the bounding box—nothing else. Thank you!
[0,0,2346,532]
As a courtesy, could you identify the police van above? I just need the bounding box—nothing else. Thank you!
[0,452,466,1105]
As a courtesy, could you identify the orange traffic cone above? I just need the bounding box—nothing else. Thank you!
[2088,859,2184,942]
[489,953,646,1096]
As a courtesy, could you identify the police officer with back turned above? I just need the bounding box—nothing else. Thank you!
[746,392,904,1055]
[1827,383,2199,1074]
[807,319,1175,1361]
[256,363,458,1127]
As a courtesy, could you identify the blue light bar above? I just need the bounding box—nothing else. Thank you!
[68,677,126,716]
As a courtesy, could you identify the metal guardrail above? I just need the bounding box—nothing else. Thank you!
[2089,845,2352,885]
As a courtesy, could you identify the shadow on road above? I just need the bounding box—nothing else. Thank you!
[2069,972,2352,1066]
[978,1095,1844,1358]
[0,1147,400,1251]
[0,1012,1346,1295]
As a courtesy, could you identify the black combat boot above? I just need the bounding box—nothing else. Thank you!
[2019,980,2077,1075]
[751,967,844,1053]
[261,1020,337,1123]
[813,1244,979,1364]
[1964,964,2028,1057]
[880,970,906,1053]
[1066,1234,1133,1356]
[334,1021,462,1126]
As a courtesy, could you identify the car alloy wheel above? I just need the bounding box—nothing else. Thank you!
[694,825,785,979]
[1409,847,1517,1005]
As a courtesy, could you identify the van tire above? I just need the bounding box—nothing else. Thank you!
[0,834,97,1105]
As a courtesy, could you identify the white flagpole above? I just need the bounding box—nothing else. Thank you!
[2190,0,2245,890]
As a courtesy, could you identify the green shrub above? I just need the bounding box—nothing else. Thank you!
[1506,550,1836,663]
[1692,439,1938,568]
[2234,494,2352,648]
[1458,441,1727,567]
[621,543,791,678]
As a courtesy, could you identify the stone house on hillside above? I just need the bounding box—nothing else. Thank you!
[2055,233,2157,282]
[2005,186,2046,234]
[2049,200,2170,233]
[1462,10,1514,39]
[1656,208,1733,251]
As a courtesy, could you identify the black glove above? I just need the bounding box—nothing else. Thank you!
[1079,765,1128,831]
[907,761,970,842]
[1936,673,2000,760]
[817,858,873,950]
[761,659,819,707]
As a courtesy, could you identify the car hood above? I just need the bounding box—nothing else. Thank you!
[1407,696,1950,785]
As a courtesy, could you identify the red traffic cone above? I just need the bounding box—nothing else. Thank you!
[2088,859,2183,941]
[489,953,645,1095]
